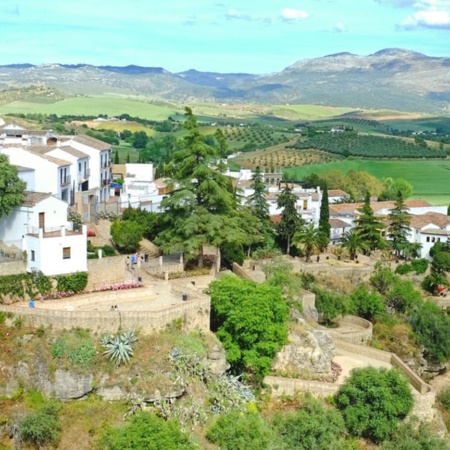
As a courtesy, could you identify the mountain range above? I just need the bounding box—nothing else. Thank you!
[1,48,449,114]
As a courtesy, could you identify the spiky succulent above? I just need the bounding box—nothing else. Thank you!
[101,331,137,365]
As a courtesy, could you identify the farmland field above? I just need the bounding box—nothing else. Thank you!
[284,159,450,205]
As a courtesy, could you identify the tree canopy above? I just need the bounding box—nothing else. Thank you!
[0,154,26,219]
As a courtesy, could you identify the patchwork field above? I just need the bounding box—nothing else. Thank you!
[284,159,450,205]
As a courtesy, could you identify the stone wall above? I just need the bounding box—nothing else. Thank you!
[0,296,210,335]
[265,375,339,398]
[0,260,27,276]
[325,316,373,345]
[232,262,260,282]
[85,256,130,291]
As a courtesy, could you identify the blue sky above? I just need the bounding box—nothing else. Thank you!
[1,0,449,73]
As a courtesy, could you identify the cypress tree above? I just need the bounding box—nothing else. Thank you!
[388,191,411,257]
[277,185,303,254]
[114,150,119,164]
[318,183,330,250]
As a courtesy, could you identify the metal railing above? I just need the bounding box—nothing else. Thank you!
[60,175,71,186]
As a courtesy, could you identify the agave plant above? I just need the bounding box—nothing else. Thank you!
[101,331,138,365]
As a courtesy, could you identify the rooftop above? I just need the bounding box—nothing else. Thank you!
[22,191,53,207]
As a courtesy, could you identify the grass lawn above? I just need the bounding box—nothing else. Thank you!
[112,143,140,164]
[0,95,183,120]
[285,159,450,205]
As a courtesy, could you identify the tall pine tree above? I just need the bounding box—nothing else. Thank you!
[277,185,303,254]
[355,192,385,254]
[247,166,269,222]
[388,191,411,257]
[317,183,330,251]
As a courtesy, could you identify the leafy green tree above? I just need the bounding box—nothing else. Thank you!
[410,300,450,364]
[272,395,346,450]
[432,251,450,273]
[355,192,385,253]
[313,288,348,325]
[247,166,269,223]
[384,278,422,314]
[318,183,330,251]
[110,220,144,253]
[370,262,399,295]
[429,241,450,258]
[421,272,449,294]
[157,108,245,267]
[209,275,289,379]
[381,421,450,450]
[132,131,149,149]
[336,367,413,443]
[120,129,133,140]
[207,410,277,450]
[220,241,244,269]
[277,185,303,254]
[102,412,198,450]
[0,154,26,219]
[388,191,411,257]
[293,223,319,262]
[340,229,369,261]
[380,177,413,201]
[214,128,229,158]
[19,402,62,449]
[348,284,384,321]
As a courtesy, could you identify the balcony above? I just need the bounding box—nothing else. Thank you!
[26,222,83,238]
[60,175,71,186]
[101,179,111,187]
[84,168,90,178]
[102,161,111,169]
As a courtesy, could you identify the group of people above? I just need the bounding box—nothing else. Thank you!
[126,253,143,268]
[110,305,119,311]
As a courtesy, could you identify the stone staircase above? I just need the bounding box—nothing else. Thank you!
[139,239,161,259]
[88,219,113,247]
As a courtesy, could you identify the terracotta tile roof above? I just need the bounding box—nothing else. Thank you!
[410,212,450,229]
[22,191,53,207]
[328,189,349,197]
[420,228,450,236]
[25,145,57,154]
[330,199,432,216]
[27,150,71,167]
[54,146,89,159]
[329,218,351,228]
[71,135,112,151]
[270,214,282,223]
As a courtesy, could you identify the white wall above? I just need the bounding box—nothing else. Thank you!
[125,163,154,182]
[18,168,35,192]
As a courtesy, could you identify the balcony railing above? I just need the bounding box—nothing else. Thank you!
[26,222,83,238]
[102,161,111,168]
[60,175,71,186]
[101,179,111,187]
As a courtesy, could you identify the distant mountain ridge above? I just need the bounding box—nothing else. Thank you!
[0,48,449,114]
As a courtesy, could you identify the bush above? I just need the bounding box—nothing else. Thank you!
[314,288,348,325]
[102,412,197,450]
[437,386,450,411]
[55,272,88,293]
[220,241,244,269]
[19,403,61,448]
[432,251,450,272]
[102,245,116,256]
[336,367,413,443]
[410,258,429,275]
[410,300,450,364]
[348,284,384,321]
[51,330,97,370]
[207,410,276,450]
[430,241,448,258]
[272,395,346,450]
[395,263,412,275]
[384,279,422,314]
[209,275,289,380]
[110,220,144,253]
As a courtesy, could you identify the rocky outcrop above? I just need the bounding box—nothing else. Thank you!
[208,344,230,375]
[272,319,336,375]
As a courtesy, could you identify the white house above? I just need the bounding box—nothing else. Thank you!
[0,192,87,275]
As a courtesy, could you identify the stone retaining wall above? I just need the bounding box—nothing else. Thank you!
[325,315,373,345]
[0,259,27,276]
[0,296,210,335]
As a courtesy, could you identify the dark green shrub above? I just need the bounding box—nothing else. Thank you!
[385,279,422,314]
[207,410,276,450]
[336,367,413,443]
[395,263,412,275]
[348,284,384,321]
[55,272,88,293]
[51,330,96,370]
[19,403,61,448]
[421,272,449,294]
[220,241,244,269]
[430,241,448,258]
[110,220,144,253]
[432,251,450,272]
[314,288,348,325]
[102,245,116,256]
[102,412,197,450]
[410,258,429,275]
[437,387,450,411]
[272,395,346,450]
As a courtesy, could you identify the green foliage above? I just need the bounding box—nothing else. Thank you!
[421,272,449,293]
[0,271,58,302]
[385,279,422,314]
[19,402,62,449]
[430,241,449,258]
[370,262,399,295]
[121,207,163,241]
[410,258,429,274]
[55,272,88,293]
[110,219,144,253]
[102,331,137,366]
[220,241,244,269]
[318,184,330,249]
[336,367,413,443]
[207,410,276,450]
[314,288,348,325]
[348,285,384,321]
[273,396,348,450]
[437,386,450,411]
[293,223,319,262]
[292,131,444,159]
[388,191,411,257]
[410,300,450,364]
[0,153,26,219]
[102,412,198,450]
[395,263,412,275]
[277,185,304,254]
[263,258,303,304]
[131,130,149,149]
[339,228,369,260]
[432,251,450,272]
[209,275,289,380]
[355,193,386,253]
[381,421,450,450]
[51,329,97,370]
[380,177,413,201]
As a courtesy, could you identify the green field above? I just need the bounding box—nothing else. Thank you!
[0,95,183,120]
[285,159,450,205]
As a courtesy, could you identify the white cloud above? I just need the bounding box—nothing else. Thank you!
[280,8,309,22]
[332,21,348,32]
[400,8,450,27]
[224,8,252,20]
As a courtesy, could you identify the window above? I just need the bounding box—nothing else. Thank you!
[432,237,436,243]
[63,247,71,259]
[303,200,308,209]
[31,250,35,262]
[78,162,81,172]
[426,237,430,242]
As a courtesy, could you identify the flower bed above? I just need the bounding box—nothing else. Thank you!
[41,290,77,300]
[92,282,143,292]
